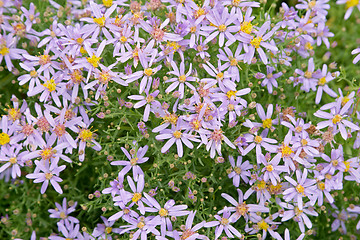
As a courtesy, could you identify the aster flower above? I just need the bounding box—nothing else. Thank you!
[18,63,42,93]
[26,158,66,194]
[294,58,319,93]
[315,21,334,48]
[21,3,39,31]
[144,193,189,234]
[260,153,286,186]
[0,144,27,179]
[167,211,207,240]
[283,168,316,210]
[80,1,118,39]
[202,7,237,47]
[239,21,279,65]
[314,64,338,104]
[221,189,269,223]
[93,216,120,239]
[75,120,101,162]
[206,126,236,158]
[0,33,27,71]
[201,60,236,91]
[245,103,278,131]
[314,99,360,139]
[331,209,355,234]
[217,45,243,82]
[242,124,278,157]
[255,66,282,94]
[128,90,161,122]
[111,145,149,181]
[108,201,139,222]
[48,198,79,225]
[320,145,346,175]
[165,61,197,99]
[246,213,281,240]
[156,121,199,158]
[140,18,182,43]
[205,207,242,239]
[244,178,271,205]
[337,0,360,19]
[119,215,161,239]
[280,201,318,233]
[23,46,60,77]
[49,221,82,240]
[296,0,330,18]
[0,115,20,148]
[227,155,252,186]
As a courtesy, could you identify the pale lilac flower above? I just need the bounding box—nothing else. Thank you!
[140,18,182,43]
[48,198,79,225]
[260,153,285,186]
[0,145,26,179]
[320,145,346,175]
[144,193,189,234]
[256,66,282,94]
[314,99,360,139]
[331,209,355,234]
[26,158,66,194]
[165,61,197,99]
[296,0,330,18]
[239,21,279,64]
[156,122,199,158]
[227,155,252,186]
[0,33,26,71]
[119,215,161,239]
[221,189,269,222]
[246,214,282,240]
[111,145,149,181]
[206,126,235,158]
[128,90,161,122]
[202,7,237,47]
[280,202,318,233]
[337,0,360,19]
[49,221,82,240]
[168,211,207,240]
[108,201,139,222]
[81,1,117,38]
[201,60,236,91]
[93,216,119,239]
[217,45,243,82]
[205,208,242,239]
[283,168,316,210]
[315,64,338,104]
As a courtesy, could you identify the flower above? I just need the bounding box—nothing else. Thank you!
[227,155,252,186]
[205,207,242,239]
[48,198,79,225]
[128,90,161,122]
[165,61,197,98]
[283,168,316,210]
[26,158,66,194]
[336,0,360,19]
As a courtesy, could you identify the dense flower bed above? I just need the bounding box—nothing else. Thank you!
[1,0,360,239]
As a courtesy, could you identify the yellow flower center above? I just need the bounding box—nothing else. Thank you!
[216,72,224,80]
[294,207,303,216]
[250,36,262,48]
[254,135,263,143]
[120,36,127,43]
[30,70,38,77]
[230,57,238,66]
[130,157,138,166]
[262,118,272,129]
[240,21,253,34]
[344,161,350,172]
[257,220,269,230]
[76,38,84,45]
[93,16,106,27]
[159,208,168,217]
[281,144,293,157]
[144,68,153,76]
[220,217,229,225]
[226,90,237,99]
[102,0,113,7]
[190,26,197,33]
[301,139,308,146]
[332,114,342,124]
[173,130,182,139]
[137,221,145,229]
[236,202,249,216]
[318,182,325,190]
[234,166,242,174]
[98,71,111,85]
[105,226,112,234]
[332,159,339,166]
[132,192,142,202]
[194,8,205,19]
[295,126,303,133]
[0,132,10,145]
[179,75,186,83]
[318,77,326,86]
[39,54,51,65]
[257,180,266,190]
[87,55,102,68]
[308,0,316,8]
[304,71,312,79]
[60,212,67,219]
[0,46,9,55]
[45,172,53,180]
[218,24,227,32]
[40,147,54,160]
[9,157,17,164]
[305,42,313,50]
[296,184,305,194]
[8,108,20,121]
[79,129,93,142]
[346,0,359,9]
[325,173,332,180]
[342,96,350,106]
[266,165,274,172]
[163,113,178,125]
[167,41,180,51]
[43,79,57,92]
